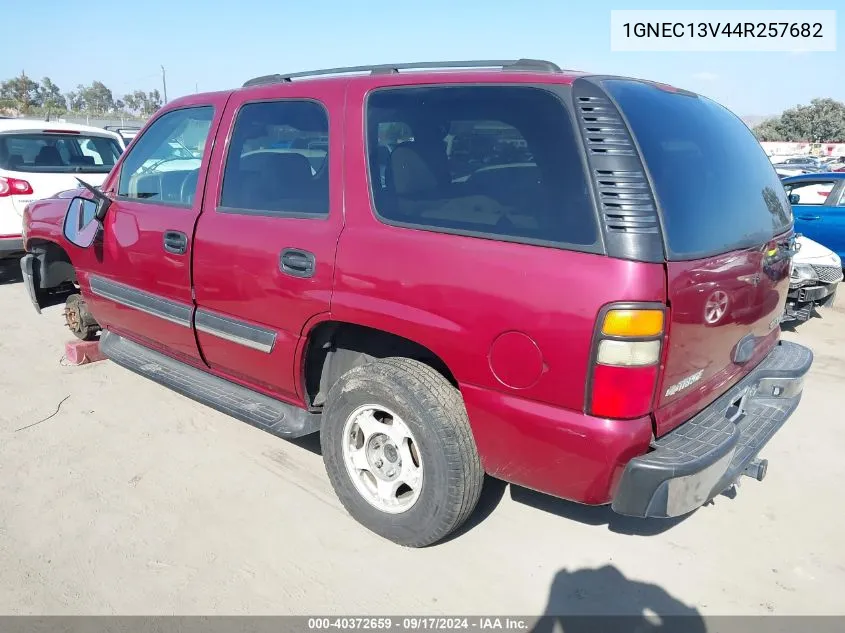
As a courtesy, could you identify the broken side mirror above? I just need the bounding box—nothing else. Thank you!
[63,197,101,248]
[75,177,112,221]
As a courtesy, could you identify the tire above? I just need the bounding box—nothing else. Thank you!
[321,357,483,547]
[64,294,100,341]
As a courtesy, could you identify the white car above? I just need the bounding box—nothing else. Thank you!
[0,120,124,260]
[785,235,843,323]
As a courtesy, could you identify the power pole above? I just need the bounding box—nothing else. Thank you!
[161,65,168,104]
[195,82,198,94]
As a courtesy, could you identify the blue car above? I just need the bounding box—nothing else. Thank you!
[782,172,845,261]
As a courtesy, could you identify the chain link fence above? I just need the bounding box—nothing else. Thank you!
[14,114,150,129]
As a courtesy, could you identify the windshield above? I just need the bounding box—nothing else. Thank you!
[0,132,123,173]
[605,80,793,260]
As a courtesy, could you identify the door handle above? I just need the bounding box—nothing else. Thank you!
[797,215,820,221]
[280,248,316,278]
[163,230,188,255]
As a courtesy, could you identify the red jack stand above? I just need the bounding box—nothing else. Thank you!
[64,339,107,366]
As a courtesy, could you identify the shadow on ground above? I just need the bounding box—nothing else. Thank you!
[509,485,689,536]
[0,258,23,285]
[279,430,691,539]
[531,565,706,632]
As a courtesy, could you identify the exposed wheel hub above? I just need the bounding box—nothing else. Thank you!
[64,303,82,332]
[367,433,402,480]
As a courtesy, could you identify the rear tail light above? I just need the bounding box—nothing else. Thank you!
[0,177,34,197]
[587,305,666,419]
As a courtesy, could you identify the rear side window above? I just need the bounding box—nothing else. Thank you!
[367,86,598,249]
[605,80,792,260]
[0,133,122,173]
[220,100,329,217]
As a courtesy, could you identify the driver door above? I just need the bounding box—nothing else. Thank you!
[76,98,226,365]
[787,178,842,255]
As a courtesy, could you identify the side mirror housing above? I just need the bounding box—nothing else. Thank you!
[788,193,800,205]
[74,177,112,220]
[94,195,111,221]
[63,197,101,248]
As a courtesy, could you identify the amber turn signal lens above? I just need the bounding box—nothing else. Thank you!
[601,309,664,338]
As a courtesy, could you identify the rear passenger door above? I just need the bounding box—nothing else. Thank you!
[191,83,344,401]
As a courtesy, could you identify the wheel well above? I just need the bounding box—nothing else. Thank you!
[29,239,76,289]
[303,321,457,408]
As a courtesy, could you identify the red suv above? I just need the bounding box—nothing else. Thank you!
[20,60,812,546]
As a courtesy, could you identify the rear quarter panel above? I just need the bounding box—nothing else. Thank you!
[335,77,668,413]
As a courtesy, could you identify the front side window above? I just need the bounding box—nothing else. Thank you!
[0,133,122,173]
[117,106,213,206]
[366,85,598,249]
[785,180,836,206]
[219,100,329,216]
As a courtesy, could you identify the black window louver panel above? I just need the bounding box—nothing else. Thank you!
[575,92,660,236]
[577,95,635,156]
[595,169,660,234]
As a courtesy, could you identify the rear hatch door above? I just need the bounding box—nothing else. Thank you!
[0,129,121,216]
[606,80,794,436]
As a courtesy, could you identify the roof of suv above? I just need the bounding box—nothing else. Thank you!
[0,118,124,139]
[240,59,581,88]
[160,60,696,113]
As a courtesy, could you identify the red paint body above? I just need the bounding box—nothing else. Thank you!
[22,69,791,507]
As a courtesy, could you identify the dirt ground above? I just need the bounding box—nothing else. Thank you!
[1,260,844,617]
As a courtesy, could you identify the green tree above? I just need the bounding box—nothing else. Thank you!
[145,89,162,115]
[754,98,845,142]
[77,80,115,114]
[123,93,138,113]
[131,89,149,115]
[64,90,82,111]
[39,77,65,111]
[0,71,41,112]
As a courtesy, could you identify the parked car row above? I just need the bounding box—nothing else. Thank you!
[12,61,816,546]
[104,126,141,146]
[781,173,845,322]
[0,119,125,259]
[772,155,845,178]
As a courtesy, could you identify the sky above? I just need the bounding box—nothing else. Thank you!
[1,0,842,116]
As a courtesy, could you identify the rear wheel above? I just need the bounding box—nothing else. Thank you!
[64,294,100,341]
[321,357,483,547]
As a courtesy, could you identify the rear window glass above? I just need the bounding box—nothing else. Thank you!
[367,86,598,249]
[605,80,792,260]
[0,133,122,173]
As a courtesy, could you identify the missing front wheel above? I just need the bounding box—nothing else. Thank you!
[64,294,100,341]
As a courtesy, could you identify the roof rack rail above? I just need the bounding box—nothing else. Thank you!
[242,59,562,87]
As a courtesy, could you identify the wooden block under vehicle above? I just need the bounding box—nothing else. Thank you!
[64,340,107,366]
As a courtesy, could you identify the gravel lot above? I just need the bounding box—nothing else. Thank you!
[1,260,844,617]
